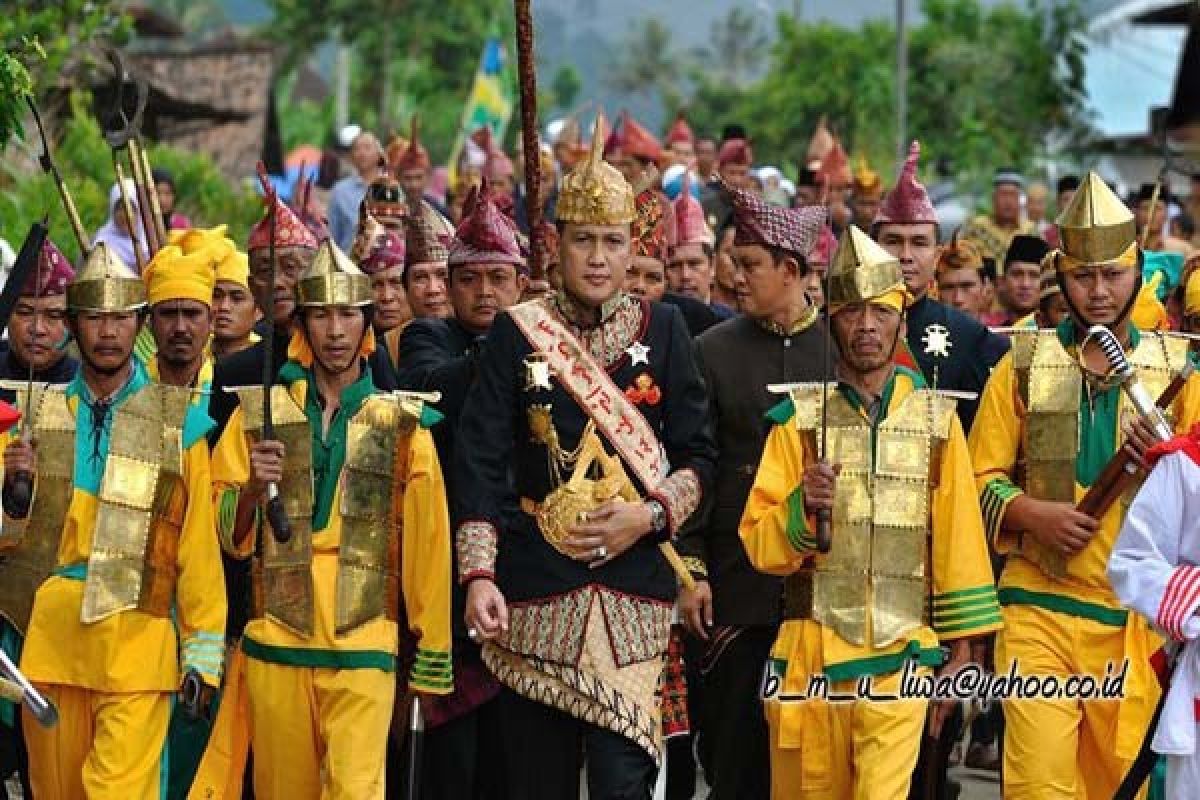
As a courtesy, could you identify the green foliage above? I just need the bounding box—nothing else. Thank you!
[685,0,1092,194]
[605,18,683,111]
[1,92,262,264]
[0,43,38,151]
[265,0,506,163]
[689,7,770,89]
[279,97,336,152]
[0,1,130,151]
[551,64,583,113]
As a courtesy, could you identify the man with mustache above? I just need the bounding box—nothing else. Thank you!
[969,173,1200,799]
[380,204,454,372]
[198,239,452,798]
[455,114,716,800]
[673,180,831,799]
[350,205,412,337]
[873,141,1008,431]
[396,184,529,799]
[209,163,398,441]
[740,225,1000,799]
[142,240,216,392]
[0,243,226,799]
[0,237,78,403]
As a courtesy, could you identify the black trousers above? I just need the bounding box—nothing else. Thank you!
[0,716,30,800]
[699,625,774,800]
[420,697,508,800]
[496,688,657,800]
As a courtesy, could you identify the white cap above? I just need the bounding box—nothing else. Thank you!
[337,124,363,149]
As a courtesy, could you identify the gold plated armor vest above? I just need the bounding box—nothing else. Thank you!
[236,387,421,637]
[784,383,955,648]
[1011,329,1188,578]
[0,383,190,630]
[236,385,315,637]
[336,394,421,635]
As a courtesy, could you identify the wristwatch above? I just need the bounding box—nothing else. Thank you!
[646,499,668,536]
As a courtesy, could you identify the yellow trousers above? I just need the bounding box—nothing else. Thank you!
[23,685,170,800]
[765,667,928,800]
[997,603,1148,800]
[244,658,395,800]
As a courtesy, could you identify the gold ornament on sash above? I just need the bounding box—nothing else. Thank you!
[536,421,640,557]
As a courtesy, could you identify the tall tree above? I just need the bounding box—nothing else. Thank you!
[604,17,683,110]
[692,7,770,88]
[686,0,1092,191]
[266,0,503,162]
[551,64,582,112]
[144,0,229,37]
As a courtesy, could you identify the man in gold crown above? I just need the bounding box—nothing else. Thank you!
[194,238,452,798]
[969,172,1200,799]
[0,243,226,799]
[454,113,716,799]
[738,225,1001,799]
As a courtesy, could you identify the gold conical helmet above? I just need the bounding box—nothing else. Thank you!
[66,242,147,312]
[1055,171,1137,266]
[826,225,907,314]
[296,239,372,307]
[556,112,636,226]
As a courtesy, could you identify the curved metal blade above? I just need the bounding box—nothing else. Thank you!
[102,47,136,148]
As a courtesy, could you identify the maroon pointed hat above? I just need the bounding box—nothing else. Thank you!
[873,140,938,227]
[724,178,826,255]
[247,162,320,252]
[23,237,75,297]
[447,180,525,269]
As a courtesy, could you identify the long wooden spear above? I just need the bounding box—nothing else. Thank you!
[514,0,544,281]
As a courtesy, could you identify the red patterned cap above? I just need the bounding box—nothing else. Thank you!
[396,115,431,172]
[23,237,74,297]
[808,226,838,266]
[247,162,320,252]
[718,138,752,167]
[404,202,451,266]
[448,181,525,269]
[605,111,663,163]
[672,172,714,248]
[874,140,938,227]
[665,112,694,146]
[633,188,672,262]
[352,206,406,275]
[292,172,330,241]
[725,178,826,255]
[816,137,852,190]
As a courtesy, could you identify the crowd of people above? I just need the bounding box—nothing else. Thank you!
[3,97,1200,800]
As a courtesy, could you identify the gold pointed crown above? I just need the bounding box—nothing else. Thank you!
[67,242,147,312]
[827,225,907,312]
[1056,171,1137,265]
[297,238,372,307]
[556,112,636,226]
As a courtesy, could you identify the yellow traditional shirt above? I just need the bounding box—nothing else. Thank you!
[969,323,1200,612]
[740,367,1001,684]
[210,362,452,693]
[6,363,226,691]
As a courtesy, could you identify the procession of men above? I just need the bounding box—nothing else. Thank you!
[6,19,1200,800]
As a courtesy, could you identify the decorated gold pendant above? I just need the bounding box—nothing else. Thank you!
[528,404,556,445]
[523,352,554,392]
[535,429,640,558]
